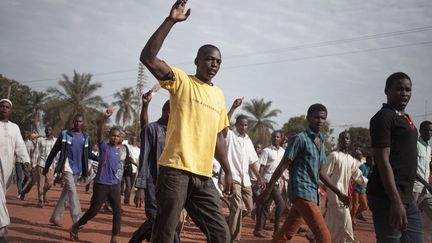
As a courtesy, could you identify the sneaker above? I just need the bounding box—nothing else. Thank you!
[253,230,268,238]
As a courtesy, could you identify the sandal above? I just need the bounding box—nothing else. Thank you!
[69,226,79,241]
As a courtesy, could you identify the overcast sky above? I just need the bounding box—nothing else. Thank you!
[1,0,432,136]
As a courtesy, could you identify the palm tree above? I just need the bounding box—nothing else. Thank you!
[45,70,106,132]
[112,87,139,128]
[242,98,281,146]
[26,91,48,132]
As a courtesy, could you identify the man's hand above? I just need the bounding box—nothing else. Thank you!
[168,0,191,22]
[256,187,271,206]
[104,107,114,119]
[142,91,153,106]
[223,173,233,197]
[426,184,432,195]
[337,192,350,208]
[24,163,32,173]
[257,177,266,191]
[54,174,63,184]
[231,97,244,109]
[135,189,144,208]
[390,201,407,230]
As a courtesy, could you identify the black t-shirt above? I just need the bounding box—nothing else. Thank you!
[367,103,418,203]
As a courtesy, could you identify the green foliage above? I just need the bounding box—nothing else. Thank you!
[345,127,370,155]
[282,115,308,140]
[0,76,41,134]
[45,70,107,138]
[112,87,139,128]
[241,98,281,146]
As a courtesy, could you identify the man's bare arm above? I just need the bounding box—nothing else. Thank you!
[140,92,152,127]
[140,0,191,80]
[256,157,291,205]
[374,147,407,230]
[416,174,432,194]
[215,131,233,196]
[98,108,113,143]
[319,167,350,207]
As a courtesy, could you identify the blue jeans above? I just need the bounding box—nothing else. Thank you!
[151,166,230,243]
[368,195,423,243]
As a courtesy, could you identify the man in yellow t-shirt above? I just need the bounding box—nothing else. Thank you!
[139,1,233,243]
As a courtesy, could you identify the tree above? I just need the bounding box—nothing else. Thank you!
[45,70,106,134]
[281,115,335,153]
[345,127,370,155]
[112,87,139,128]
[242,98,281,146]
[26,91,48,132]
[0,76,39,134]
[282,115,308,141]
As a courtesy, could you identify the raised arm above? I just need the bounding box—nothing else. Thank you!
[140,0,191,81]
[140,91,152,127]
[215,130,233,196]
[227,97,243,121]
[374,147,407,230]
[98,108,113,143]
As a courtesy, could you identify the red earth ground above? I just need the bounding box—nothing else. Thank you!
[6,184,376,243]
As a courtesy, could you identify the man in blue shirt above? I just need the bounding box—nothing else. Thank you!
[257,104,349,243]
[70,108,125,243]
[44,114,98,226]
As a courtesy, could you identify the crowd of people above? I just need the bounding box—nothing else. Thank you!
[1,0,432,243]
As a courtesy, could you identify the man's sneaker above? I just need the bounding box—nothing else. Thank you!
[253,230,268,238]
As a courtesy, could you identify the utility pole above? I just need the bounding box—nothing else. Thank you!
[7,85,12,99]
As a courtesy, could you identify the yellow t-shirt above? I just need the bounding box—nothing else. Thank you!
[158,66,229,177]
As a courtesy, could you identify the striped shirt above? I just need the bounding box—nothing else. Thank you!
[284,127,327,204]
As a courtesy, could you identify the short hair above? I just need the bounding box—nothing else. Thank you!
[109,127,121,135]
[307,103,327,117]
[385,72,411,90]
[162,100,170,113]
[197,44,220,57]
[73,113,85,121]
[420,120,432,130]
[338,131,350,142]
[271,130,283,137]
[235,114,248,125]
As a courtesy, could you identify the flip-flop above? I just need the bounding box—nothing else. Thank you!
[69,228,79,241]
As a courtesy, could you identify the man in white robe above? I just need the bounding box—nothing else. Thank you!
[322,131,367,243]
[0,98,30,239]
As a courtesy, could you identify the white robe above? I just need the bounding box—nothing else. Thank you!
[0,121,30,229]
[322,151,367,243]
